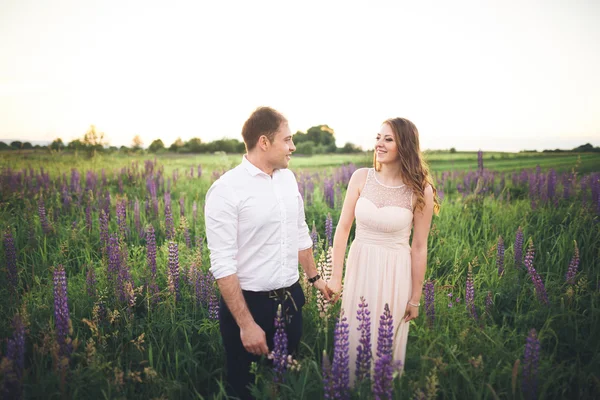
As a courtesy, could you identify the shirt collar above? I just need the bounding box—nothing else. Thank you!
[242,154,272,177]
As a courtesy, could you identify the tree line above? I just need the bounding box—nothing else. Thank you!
[0,125,364,155]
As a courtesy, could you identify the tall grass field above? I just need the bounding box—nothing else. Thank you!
[1,150,599,399]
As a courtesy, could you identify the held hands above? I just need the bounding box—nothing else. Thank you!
[313,278,332,302]
[240,321,269,356]
[325,278,343,304]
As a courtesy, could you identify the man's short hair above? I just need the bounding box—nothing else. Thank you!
[241,107,288,152]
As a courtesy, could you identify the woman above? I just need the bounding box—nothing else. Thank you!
[327,117,439,384]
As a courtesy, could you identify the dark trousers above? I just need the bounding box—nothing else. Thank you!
[219,281,305,400]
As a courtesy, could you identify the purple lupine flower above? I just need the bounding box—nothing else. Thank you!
[205,272,216,308]
[192,201,198,222]
[179,196,185,217]
[565,240,580,285]
[116,198,127,238]
[53,265,72,359]
[99,209,109,256]
[192,267,202,305]
[103,190,111,220]
[117,254,132,303]
[2,314,26,399]
[322,350,335,399]
[497,236,505,276]
[524,241,549,305]
[3,229,18,295]
[146,225,159,303]
[447,292,454,308]
[466,265,478,319]
[189,165,194,178]
[485,291,493,317]
[547,169,557,204]
[165,204,175,241]
[477,150,484,173]
[86,267,97,298]
[271,304,288,383]
[355,296,372,383]
[61,186,71,211]
[332,311,350,398]
[197,165,202,178]
[85,203,92,232]
[325,213,333,247]
[107,234,121,285]
[324,178,335,208]
[514,227,524,269]
[184,222,191,248]
[134,198,141,236]
[198,270,208,306]
[311,222,319,254]
[373,304,395,400]
[424,280,435,327]
[522,328,541,400]
[38,196,51,234]
[168,242,180,300]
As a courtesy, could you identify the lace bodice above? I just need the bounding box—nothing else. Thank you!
[359,168,413,211]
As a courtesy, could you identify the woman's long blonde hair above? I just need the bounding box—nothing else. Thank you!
[373,117,440,215]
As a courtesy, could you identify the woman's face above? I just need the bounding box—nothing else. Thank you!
[375,123,400,165]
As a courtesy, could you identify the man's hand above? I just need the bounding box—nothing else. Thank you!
[313,278,331,302]
[240,321,269,356]
[325,278,342,303]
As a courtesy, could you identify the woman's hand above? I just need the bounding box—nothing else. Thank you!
[326,278,343,303]
[403,302,419,323]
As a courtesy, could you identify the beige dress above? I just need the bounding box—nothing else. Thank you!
[341,168,414,384]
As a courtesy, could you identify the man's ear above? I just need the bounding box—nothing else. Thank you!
[258,135,269,151]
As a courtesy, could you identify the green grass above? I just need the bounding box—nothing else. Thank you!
[0,151,599,399]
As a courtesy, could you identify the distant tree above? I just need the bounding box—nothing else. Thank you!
[572,143,600,152]
[22,142,33,149]
[339,142,362,154]
[210,138,244,153]
[120,145,130,152]
[10,141,22,149]
[50,138,65,151]
[82,125,107,156]
[67,139,85,151]
[295,141,314,156]
[293,131,310,144]
[169,137,185,152]
[306,125,336,148]
[450,147,457,153]
[0,141,9,150]
[186,137,203,153]
[148,139,165,153]
[132,135,144,150]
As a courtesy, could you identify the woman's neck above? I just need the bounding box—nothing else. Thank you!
[377,163,404,185]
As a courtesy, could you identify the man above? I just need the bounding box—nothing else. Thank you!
[205,107,331,399]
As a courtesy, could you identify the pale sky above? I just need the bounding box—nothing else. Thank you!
[1,0,599,152]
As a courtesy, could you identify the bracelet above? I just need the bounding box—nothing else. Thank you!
[408,301,420,307]
[307,274,321,284]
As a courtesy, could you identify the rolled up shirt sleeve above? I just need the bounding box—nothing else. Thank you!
[205,182,239,280]
[297,193,313,251]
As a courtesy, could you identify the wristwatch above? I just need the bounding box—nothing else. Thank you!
[308,274,321,284]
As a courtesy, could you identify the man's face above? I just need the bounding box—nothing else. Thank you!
[266,122,296,170]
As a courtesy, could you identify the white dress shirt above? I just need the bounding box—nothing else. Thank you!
[205,156,313,292]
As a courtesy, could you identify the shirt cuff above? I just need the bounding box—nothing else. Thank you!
[298,233,313,251]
